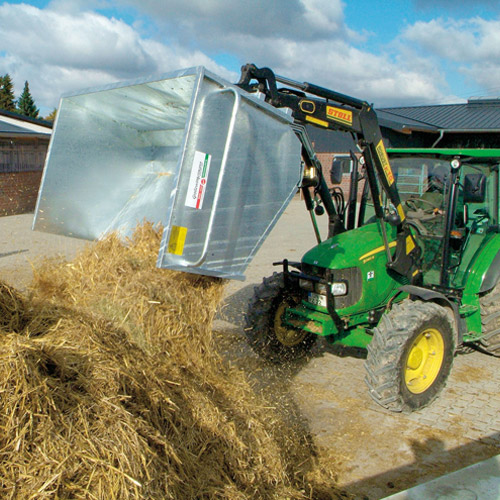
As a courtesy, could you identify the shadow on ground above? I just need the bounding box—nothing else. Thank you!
[343,433,500,499]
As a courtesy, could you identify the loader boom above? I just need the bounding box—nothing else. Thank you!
[237,64,420,281]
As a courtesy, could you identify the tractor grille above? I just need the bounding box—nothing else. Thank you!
[333,267,362,309]
[301,264,362,309]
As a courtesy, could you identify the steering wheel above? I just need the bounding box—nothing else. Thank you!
[405,197,438,214]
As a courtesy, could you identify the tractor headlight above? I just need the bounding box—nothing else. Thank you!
[299,279,314,292]
[331,282,348,296]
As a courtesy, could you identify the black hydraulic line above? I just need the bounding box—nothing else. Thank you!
[357,176,370,227]
[301,184,314,212]
[346,151,359,230]
[300,185,322,244]
[300,142,345,237]
[275,74,367,110]
[363,148,385,221]
[320,169,345,237]
[302,82,367,110]
[440,166,461,287]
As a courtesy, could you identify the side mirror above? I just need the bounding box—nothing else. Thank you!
[464,173,487,203]
[330,158,344,185]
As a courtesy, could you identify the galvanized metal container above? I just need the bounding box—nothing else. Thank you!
[34,67,303,280]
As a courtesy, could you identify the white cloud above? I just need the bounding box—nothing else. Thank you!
[413,0,499,9]
[187,33,447,107]
[403,18,500,62]
[402,17,500,97]
[109,0,449,105]
[47,0,111,13]
[0,3,229,112]
[0,0,470,114]
[116,0,348,41]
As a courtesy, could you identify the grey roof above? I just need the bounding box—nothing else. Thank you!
[380,98,500,131]
[0,121,36,135]
[0,108,52,137]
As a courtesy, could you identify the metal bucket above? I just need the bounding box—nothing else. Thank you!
[34,67,302,280]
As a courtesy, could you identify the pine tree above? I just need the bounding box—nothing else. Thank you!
[0,74,16,112]
[16,81,39,118]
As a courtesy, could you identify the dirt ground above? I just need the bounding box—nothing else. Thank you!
[1,202,499,500]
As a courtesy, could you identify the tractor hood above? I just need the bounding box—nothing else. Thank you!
[302,222,397,270]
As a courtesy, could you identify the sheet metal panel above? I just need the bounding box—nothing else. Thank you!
[34,67,303,280]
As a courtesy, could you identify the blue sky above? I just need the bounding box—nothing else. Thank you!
[1,0,500,116]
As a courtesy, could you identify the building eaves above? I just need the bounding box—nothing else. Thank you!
[0,110,52,137]
[0,108,52,129]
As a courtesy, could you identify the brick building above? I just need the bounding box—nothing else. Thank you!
[0,110,52,215]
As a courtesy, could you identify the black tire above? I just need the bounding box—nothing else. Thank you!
[365,300,456,412]
[244,272,316,363]
[479,281,500,356]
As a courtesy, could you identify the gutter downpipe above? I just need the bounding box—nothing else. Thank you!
[431,129,445,148]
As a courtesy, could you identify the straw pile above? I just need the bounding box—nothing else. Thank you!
[0,223,345,500]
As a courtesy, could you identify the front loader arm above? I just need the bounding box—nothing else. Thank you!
[238,64,421,281]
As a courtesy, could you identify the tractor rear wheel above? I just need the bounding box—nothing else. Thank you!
[479,281,500,356]
[245,272,316,363]
[365,300,455,412]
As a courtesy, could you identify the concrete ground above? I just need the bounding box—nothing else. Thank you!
[1,199,499,499]
[381,454,500,499]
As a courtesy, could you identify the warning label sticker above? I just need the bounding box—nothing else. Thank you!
[375,140,395,186]
[326,106,353,126]
[167,225,188,255]
[186,151,211,209]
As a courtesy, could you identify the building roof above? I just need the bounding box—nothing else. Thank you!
[380,98,500,132]
[0,108,52,139]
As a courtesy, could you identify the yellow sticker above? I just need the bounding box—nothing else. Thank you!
[406,235,416,255]
[306,115,329,128]
[397,203,406,222]
[167,226,188,255]
[375,140,395,186]
[326,106,353,126]
[359,241,397,261]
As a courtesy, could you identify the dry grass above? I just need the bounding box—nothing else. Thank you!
[0,223,347,499]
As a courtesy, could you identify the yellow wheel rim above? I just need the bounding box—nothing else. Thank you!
[274,302,308,347]
[404,328,445,394]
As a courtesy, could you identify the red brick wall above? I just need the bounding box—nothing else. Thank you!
[316,152,365,200]
[0,171,43,215]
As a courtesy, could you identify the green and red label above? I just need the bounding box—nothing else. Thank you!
[186,151,211,209]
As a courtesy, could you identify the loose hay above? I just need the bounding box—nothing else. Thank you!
[0,223,346,499]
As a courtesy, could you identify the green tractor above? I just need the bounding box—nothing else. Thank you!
[240,66,500,412]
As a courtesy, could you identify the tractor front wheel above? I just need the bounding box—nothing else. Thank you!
[245,272,316,363]
[365,300,455,412]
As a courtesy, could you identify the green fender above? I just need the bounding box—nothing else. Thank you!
[479,246,500,293]
[461,232,500,337]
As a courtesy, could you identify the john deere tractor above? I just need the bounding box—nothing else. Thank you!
[239,65,500,412]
